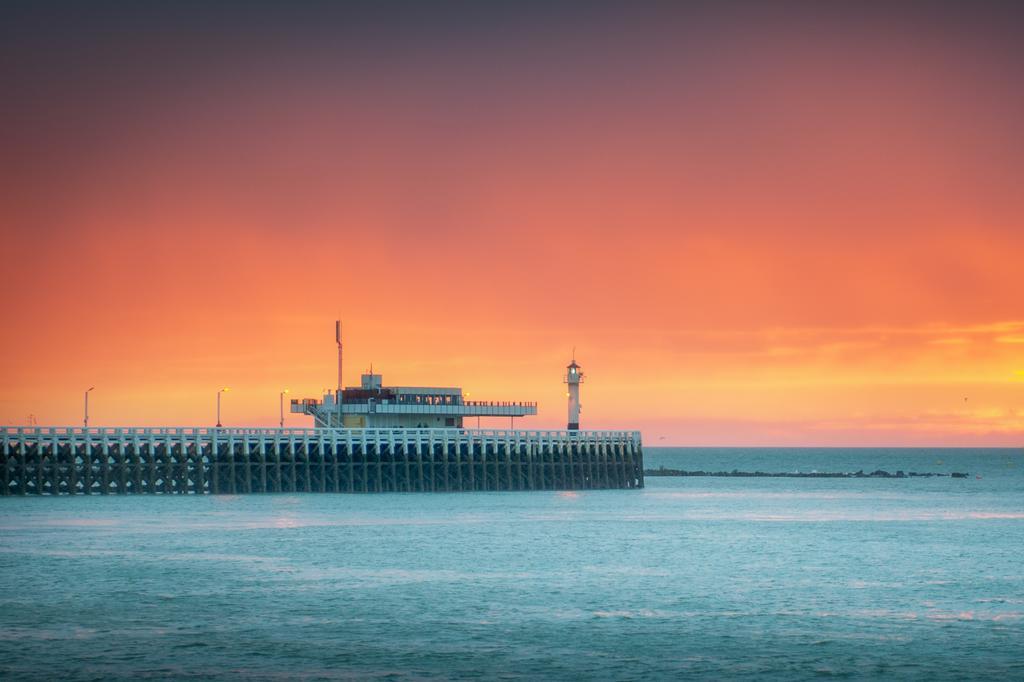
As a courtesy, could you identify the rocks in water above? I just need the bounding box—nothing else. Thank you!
[645,467,968,479]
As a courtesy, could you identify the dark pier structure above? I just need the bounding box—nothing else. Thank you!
[1,427,644,495]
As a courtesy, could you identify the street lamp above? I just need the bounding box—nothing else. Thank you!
[216,387,230,427]
[279,389,290,428]
[84,387,95,428]
[465,392,480,429]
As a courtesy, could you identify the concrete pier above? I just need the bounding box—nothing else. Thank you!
[0,427,643,495]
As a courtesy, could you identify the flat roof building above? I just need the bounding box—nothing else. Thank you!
[292,372,537,429]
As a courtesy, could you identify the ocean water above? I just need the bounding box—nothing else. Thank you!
[1,447,1022,680]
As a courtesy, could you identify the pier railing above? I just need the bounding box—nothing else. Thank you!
[2,426,640,443]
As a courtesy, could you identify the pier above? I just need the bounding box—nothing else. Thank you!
[0,427,643,495]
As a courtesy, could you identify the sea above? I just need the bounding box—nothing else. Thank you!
[1,447,1022,680]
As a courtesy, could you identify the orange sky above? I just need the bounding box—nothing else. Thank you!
[1,3,1022,444]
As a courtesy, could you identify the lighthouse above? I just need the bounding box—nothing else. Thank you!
[565,357,583,430]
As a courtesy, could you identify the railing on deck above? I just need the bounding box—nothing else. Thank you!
[1,425,641,444]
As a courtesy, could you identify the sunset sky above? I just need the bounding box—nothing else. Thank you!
[2,1,1022,445]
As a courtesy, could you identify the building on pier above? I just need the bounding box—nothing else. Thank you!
[291,372,537,429]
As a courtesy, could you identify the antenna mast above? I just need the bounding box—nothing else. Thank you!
[336,320,343,426]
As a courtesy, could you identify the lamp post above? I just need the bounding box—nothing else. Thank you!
[216,387,230,428]
[84,387,95,428]
[465,392,480,429]
[279,389,289,428]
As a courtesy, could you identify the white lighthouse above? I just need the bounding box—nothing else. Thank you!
[565,357,583,430]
